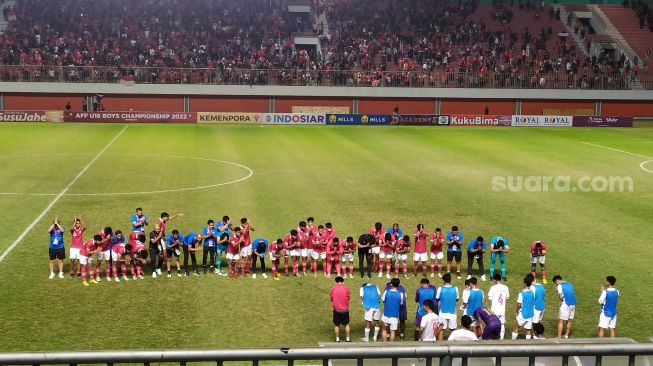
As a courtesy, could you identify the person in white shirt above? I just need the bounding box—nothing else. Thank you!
[448,315,478,341]
[487,274,510,339]
[419,299,443,341]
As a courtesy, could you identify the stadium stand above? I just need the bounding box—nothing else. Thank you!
[0,0,646,89]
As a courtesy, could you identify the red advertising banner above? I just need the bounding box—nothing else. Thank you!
[0,110,49,122]
[64,111,196,123]
[449,115,512,126]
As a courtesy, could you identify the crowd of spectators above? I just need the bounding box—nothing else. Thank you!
[0,0,641,89]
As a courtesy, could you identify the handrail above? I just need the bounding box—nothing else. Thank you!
[0,343,652,365]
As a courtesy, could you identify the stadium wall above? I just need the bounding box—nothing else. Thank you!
[0,83,652,116]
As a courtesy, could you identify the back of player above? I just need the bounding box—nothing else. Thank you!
[436,273,459,332]
[487,274,510,339]
[360,283,381,342]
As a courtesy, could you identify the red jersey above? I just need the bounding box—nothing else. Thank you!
[97,229,111,251]
[530,241,547,256]
[313,232,327,253]
[324,228,337,242]
[228,235,242,255]
[326,240,341,257]
[396,239,410,254]
[239,224,252,246]
[430,232,443,254]
[156,218,166,235]
[343,240,356,254]
[283,233,301,251]
[380,238,395,254]
[80,239,98,257]
[414,230,428,253]
[70,226,85,249]
[297,226,311,249]
[270,241,285,256]
[111,243,127,258]
[370,228,384,246]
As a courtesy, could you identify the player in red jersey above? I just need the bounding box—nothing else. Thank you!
[379,232,396,279]
[111,243,132,282]
[284,229,301,277]
[94,227,113,282]
[370,222,384,273]
[326,237,342,277]
[413,224,428,277]
[312,225,328,277]
[69,216,86,278]
[341,236,357,278]
[324,222,336,242]
[297,221,311,276]
[239,218,255,275]
[129,233,147,279]
[530,241,548,284]
[269,239,285,280]
[395,235,411,278]
[80,235,102,286]
[155,212,183,237]
[429,228,444,278]
[227,227,244,279]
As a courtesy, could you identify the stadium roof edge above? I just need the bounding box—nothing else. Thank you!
[1,82,652,100]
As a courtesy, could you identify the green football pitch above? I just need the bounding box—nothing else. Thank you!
[0,123,651,352]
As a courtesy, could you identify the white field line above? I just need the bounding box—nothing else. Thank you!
[580,142,653,160]
[0,125,128,264]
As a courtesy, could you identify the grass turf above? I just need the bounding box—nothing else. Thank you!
[0,123,651,351]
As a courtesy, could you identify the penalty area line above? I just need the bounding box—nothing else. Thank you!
[0,125,128,264]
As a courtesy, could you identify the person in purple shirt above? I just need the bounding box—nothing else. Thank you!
[474,307,502,340]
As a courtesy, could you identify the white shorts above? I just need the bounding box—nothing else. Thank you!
[98,250,111,261]
[530,255,545,264]
[311,251,326,260]
[533,309,544,323]
[269,252,278,261]
[341,253,354,262]
[240,246,252,257]
[226,253,240,261]
[301,248,312,257]
[371,246,380,255]
[559,304,575,321]
[79,255,92,265]
[69,248,81,260]
[496,314,506,324]
[516,313,533,330]
[439,312,457,330]
[395,253,408,262]
[364,308,380,322]
[413,252,427,262]
[111,251,124,262]
[379,252,393,259]
[599,313,617,329]
[430,252,444,260]
[289,249,301,257]
[381,316,398,331]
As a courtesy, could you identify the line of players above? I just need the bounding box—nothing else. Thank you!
[342,271,618,342]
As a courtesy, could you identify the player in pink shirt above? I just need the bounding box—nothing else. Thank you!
[312,225,328,277]
[283,229,301,277]
[129,233,147,279]
[326,237,342,277]
[111,243,132,282]
[239,218,255,275]
[340,236,356,279]
[413,224,428,277]
[297,221,311,276]
[79,235,102,286]
[324,222,336,242]
[69,216,86,278]
[227,227,244,279]
[430,227,444,277]
[395,235,411,278]
[269,239,285,280]
[94,227,113,282]
[379,232,396,279]
[370,222,384,273]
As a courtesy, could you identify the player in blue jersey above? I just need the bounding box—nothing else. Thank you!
[466,236,486,281]
[165,230,183,277]
[512,275,535,339]
[251,238,268,279]
[48,217,66,279]
[183,232,202,277]
[598,275,619,338]
[474,307,502,340]
[360,282,381,342]
[130,207,148,233]
[489,236,510,281]
[414,278,438,340]
[381,278,404,342]
[528,274,546,325]
[462,277,484,334]
[436,273,460,333]
[445,226,463,279]
[553,275,576,339]
[384,278,408,339]
[202,220,219,274]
